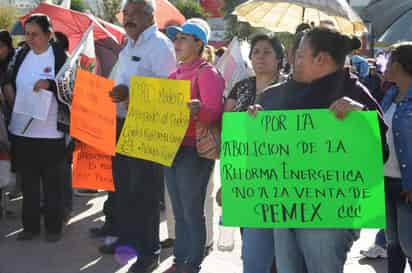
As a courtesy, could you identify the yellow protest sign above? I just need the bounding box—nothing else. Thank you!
[116,76,190,166]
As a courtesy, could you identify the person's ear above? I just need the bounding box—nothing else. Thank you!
[196,39,203,49]
[314,52,328,66]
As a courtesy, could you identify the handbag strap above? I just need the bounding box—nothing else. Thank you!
[192,62,209,102]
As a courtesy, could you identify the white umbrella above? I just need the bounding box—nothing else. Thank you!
[233,0,367,35]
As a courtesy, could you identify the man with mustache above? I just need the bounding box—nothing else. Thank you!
[101,1,176,272]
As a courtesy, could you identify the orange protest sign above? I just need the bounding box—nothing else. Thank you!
[72,143,115,192]
[70,69,116,155]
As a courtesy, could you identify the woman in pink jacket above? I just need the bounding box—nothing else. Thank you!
[164,19,224,273]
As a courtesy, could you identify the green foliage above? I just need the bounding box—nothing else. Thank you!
[101,0,122,23]
[175,0,209,20]
[222,0,247,16]
[0,5,18,31]
[34,0,60,5]
[70,0,88,12]
[221,0,254,41]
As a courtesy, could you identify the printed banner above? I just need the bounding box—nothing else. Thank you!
[116,76,190,166]
[72,143,115,192]
[70,69,116,155]
[221,109,385,228]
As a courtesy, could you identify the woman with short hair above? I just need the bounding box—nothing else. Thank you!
[223,33,285,273]
[4,14,68,242]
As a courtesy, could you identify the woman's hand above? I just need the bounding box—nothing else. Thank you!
[329,97,365,120]
[187,99,201,116]
[247,104,264,118]
[33,79,50,92]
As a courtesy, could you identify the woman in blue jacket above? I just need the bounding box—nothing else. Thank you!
[380,43,412,273]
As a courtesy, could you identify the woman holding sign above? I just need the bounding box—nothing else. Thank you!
[222,33,285,273]
[165,19,225,273]
[381,43,412,273]
[3,14,68,242]
[248,27,389,273]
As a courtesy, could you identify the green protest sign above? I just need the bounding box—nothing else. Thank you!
[220,109,385,228]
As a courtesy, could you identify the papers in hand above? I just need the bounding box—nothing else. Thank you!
[13,89,53,121]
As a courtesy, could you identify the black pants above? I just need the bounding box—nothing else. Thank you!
[62,153,73,213]
[21,161,65,234]
[102,191,116,235]
[12,136,65,234]
[112,119,161,256]
[113,153,161,256]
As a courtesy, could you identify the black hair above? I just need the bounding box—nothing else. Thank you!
[215,47,227,58]
[0,29,14,74]
[0,29,14,62]
[0,30,13,51]
[249,33,284,69]
[25,14,53,34]
[295,23,311,33]
[390,44,412,77]
[348,36,362,51]
[304,27,354,66]
[292,30,307,57]
[55,31,69,51]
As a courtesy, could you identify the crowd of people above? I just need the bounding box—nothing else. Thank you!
[1,0,412,273]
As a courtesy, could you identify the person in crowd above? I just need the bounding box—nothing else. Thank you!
[285,30,306,77]
[103,1,176,272]
[225,33,284,273]
[0,30,14,217]
[3,14,69,242]
[54,31,69,53]
[54,31,74,223]
[249,27,388,273]
[56,29,99,198]
[0,30,14,87]
[380,43,412,273]
[164,19,224,273]
[214,46,226,65]
[349,36,369,80]
[363,65,385,102]
[89,58,120,241]
[163,30,216,254]
[225,33,284,112]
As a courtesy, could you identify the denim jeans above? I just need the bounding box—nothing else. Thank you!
[112,119,161,256]
[385,178,412,273]
[375,229,387,248]
[242,228,274,273]
[274,228,359,273]
[164,146,214,273]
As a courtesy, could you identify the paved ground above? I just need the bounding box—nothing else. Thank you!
[0,168,409,273]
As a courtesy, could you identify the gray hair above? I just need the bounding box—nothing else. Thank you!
[125,0,156,15]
